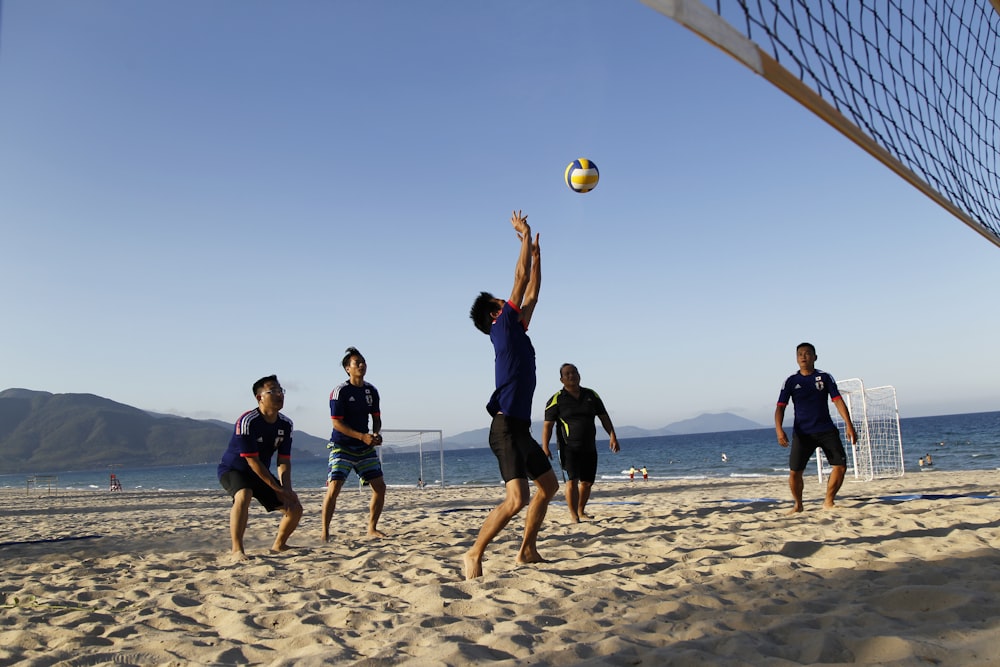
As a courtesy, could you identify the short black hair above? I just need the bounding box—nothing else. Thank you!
[252,375,278,398]
[796,342,816,354]
[559,363,578,377]
[342,346,364,371]
[470,291,499,335]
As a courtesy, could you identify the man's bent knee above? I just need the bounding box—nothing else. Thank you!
[233,487,253,507]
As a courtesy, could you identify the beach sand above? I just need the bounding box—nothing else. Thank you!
[2,470,1000,666]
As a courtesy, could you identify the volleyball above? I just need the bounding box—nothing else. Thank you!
[564,158,599,193]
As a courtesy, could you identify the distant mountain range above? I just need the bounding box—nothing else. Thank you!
[0,388,330,475]
[0,388,765,474]
[439,412,766,449]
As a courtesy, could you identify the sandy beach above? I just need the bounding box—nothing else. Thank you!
[3,470,999,666]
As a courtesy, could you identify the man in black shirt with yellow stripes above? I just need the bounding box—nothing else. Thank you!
[542,363,620,523]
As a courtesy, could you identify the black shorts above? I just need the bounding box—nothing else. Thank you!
[219,469,283,512]
[789,429,848,472]
[488,414,552,483]
[560,444,598,483]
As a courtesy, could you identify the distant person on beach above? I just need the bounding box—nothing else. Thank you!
[217,375,303,557]
[775,342,857,513]
[464,210,558,580]
[541,363,620,522]
[629,466,636,483]
[641,466,648,481]
[322,347,386,541]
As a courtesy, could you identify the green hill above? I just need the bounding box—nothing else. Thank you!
[0,388,327,474]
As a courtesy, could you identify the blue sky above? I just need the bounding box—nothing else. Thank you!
[2,1,998,442]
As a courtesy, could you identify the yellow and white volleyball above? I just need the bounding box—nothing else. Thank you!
[564,158,599,193]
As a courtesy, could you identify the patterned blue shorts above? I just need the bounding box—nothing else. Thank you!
[327,443,384,483]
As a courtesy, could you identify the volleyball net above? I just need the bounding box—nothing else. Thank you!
[641,0,1000,248]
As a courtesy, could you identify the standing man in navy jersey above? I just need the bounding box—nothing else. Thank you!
[218,375,302,557]
[775,342,857,513]
[321,346,386,541]
[465,210,558,580]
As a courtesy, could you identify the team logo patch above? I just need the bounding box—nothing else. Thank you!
[814,377,825,391]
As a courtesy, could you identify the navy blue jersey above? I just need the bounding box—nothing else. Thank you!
[486,301,536,421]
[329,381,380,449]
[777,370,843,435]
[217,409,293,479]
[544,387,608,449]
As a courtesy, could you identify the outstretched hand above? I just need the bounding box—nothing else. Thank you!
[510,209,529,238]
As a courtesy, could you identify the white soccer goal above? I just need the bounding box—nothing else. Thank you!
[819,378,905,482]
[378,429,445,488]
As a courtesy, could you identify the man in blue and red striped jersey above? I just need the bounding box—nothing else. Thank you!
[775,343,857,513]
[465,210,558,580]
[218,375,302,557]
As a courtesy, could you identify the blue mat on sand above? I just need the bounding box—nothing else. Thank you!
[437,507,490,514]
[878,493,996,502]
[0,534,101,548]
[552,501,641,506]
[724,498,780,504]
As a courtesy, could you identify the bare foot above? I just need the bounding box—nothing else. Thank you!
[822,500,837,510]
[516,548,546,565]
[785,505,804,515]
[579,512,593,520]
[223,551,249,564]
[569,513,580,524]
[463,552,483,580]
[270,543,294,553]
[366,529,387,539]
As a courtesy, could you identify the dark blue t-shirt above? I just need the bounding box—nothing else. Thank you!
[329,380,380,450]
[217,409,293,479]
[777,370,843,435]
[486,301,536,421]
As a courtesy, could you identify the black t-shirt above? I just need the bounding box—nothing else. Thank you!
[544,387,608,449]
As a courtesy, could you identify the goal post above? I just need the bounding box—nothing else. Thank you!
[820,378,905,482]
[378,429,445,488]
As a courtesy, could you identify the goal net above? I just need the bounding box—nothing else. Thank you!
[377,429,445,488]
[641,0,1000,248]
[822,378,904,481]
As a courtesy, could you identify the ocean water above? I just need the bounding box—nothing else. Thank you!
[3,411,997,493]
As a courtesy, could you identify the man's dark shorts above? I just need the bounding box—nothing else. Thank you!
[789,429,848,472]
[560,444,598,483]
[489,414,552,483]
[220,469,283,512]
